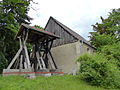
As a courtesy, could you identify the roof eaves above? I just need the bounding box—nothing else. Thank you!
[22,23,60,38]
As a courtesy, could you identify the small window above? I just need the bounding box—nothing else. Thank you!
[87,48,89,51]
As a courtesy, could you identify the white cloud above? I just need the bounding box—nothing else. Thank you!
[28,0,120,40]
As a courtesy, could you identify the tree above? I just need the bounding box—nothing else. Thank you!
[77,8,120,89]
[0,0,32,71]
[90,8,120,49]
[34,25,44,30]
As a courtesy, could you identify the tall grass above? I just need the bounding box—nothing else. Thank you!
[0,75,102,90]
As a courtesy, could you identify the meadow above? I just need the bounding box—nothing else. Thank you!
[0,75,103,90]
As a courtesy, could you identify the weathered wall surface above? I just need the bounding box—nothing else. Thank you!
[51,42,78,74]
[51,41,94,74]
[79,42,95,55]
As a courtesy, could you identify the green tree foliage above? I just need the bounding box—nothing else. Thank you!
[90,33,116,50]
[90,8,120,49]
[0,52,8,73]
[34,25,44,30]
[0,0,32,71]
[77,8,120,89]
[101,42,120,67]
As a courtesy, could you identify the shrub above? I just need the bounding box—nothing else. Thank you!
[77,53,120,89]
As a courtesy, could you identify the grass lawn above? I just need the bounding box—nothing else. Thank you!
[0,75,104,90]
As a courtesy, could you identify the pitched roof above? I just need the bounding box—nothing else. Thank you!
[47,16,93,48]
[17,23,60,39]
[16,23,60,43]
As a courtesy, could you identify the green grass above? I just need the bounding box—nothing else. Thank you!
[0,75,104,90]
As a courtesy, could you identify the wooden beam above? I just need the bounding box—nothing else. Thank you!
[40,56,46,69]
[24,62,27,69]
[14,57,20,69]
[36,51,42,69]
[24,44,31,69]
[48,51,57,69]
[7,37,23,69]
[7,47,22,69]
[19,55,23,70]
[35,42,46,70]
[47,51,56,69]
[23,31,32,70]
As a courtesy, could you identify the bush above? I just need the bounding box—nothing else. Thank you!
[77,53,120,89]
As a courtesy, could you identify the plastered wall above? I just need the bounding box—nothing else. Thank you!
[51,41,94,74]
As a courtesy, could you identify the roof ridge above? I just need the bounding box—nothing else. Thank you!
[50,17,91,45]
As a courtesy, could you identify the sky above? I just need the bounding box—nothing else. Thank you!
[28,0,120,40]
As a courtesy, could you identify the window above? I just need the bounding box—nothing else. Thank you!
[87,48,89,52]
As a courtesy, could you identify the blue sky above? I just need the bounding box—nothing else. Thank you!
[28,0,120,40]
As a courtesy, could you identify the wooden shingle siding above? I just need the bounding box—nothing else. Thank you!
[45,18,77,47]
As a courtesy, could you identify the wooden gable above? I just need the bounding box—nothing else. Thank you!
[45,17,78,47]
